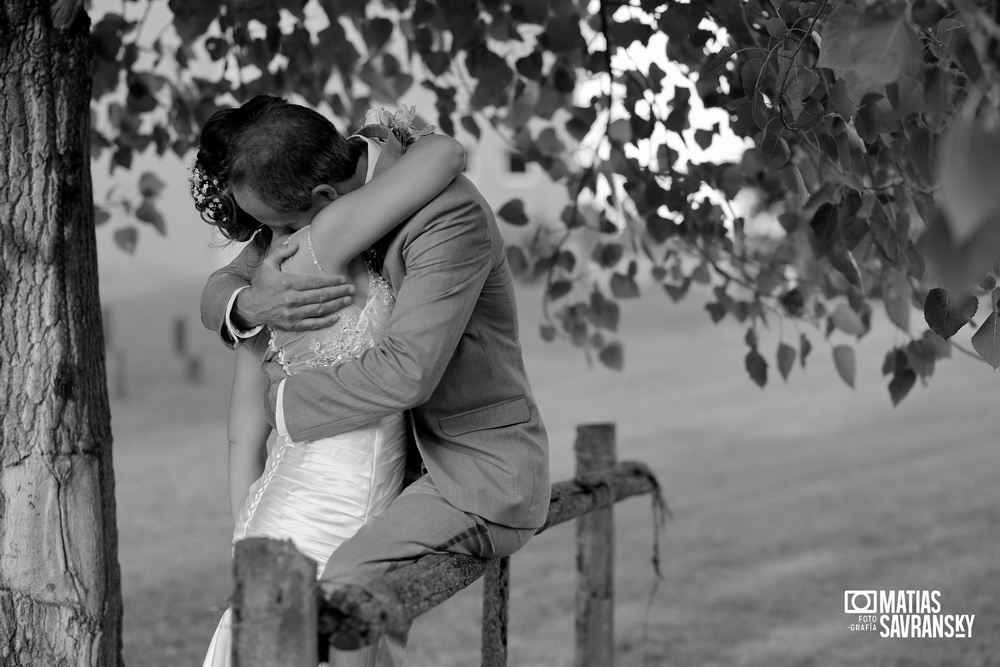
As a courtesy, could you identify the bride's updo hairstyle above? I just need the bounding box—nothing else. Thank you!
[191,95,285,254]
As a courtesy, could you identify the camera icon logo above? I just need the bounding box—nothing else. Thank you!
[844,590,877,614]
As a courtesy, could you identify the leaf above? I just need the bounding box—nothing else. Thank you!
[829,246,863,289]
[94,205,111,226]
[365,17,394,52]
[598,342,623,371]
[777,342,796,381]
[937,118,1000,245]
[694,128,714,150]
[923,288,978,340]
[784,65,820,121]
[906,339,936,378]
[831,303,867,337]
[704,301,725,323]
[460,115,481,140]
[701,46,735,81]
[589,290,620,331]
[663,278,691,302]
[506,246,528,276]
[832,345,856,388]
[745,348,768,388]
[548,280,572,300]
[516,51,543,80]
[540,323,555,341]
[607,118,632,143]
[800,333,812,368]
[135,199,166,235]
[776,164,807,205]
[881,268,911,332]
[888,369,917,405]
[793,97,825,132]
[647,216,676,243]
[781,288,804,316]
[809,202,839,257]
[138,171,165,197]
[497,198,529,225]
[921,329,951,360]
[593,243,623,267]
[610,273,640,299]
[690,262,712,284]
[828,78,858,121]
[971,312,1000,369]
[470,49,514,107]
[765,18,788,38]
[816,4,921,87]
[755,132,790,170]
[113,226,137,254]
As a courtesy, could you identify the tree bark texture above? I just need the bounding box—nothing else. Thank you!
[0,2,123,666]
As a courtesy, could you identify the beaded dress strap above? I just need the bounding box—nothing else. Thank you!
[306,227,324,274]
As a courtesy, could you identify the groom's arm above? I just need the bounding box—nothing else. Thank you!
[271,189,491,443]
[201,241,357,347]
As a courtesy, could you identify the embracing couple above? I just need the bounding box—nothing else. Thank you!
[192,95,550,667]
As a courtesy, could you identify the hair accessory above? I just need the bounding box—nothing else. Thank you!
[361,105,436,146]
[189,162,226,220]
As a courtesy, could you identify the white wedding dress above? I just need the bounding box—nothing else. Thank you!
[203,228,408,667]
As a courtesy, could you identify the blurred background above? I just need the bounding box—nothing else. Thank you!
[98,144,998,667]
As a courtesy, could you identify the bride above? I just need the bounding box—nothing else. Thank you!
[189,97,465,666]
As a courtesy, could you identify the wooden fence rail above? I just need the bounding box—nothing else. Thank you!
[232,423,663,667]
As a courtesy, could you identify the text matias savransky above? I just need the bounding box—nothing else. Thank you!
[844,589,975,638]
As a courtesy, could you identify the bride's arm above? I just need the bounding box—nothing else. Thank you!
[227,345,272,524]
[309,134,465,272]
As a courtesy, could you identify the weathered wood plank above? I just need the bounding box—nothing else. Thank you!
[481,557,510,667]
[233,538,317,667]
[574,423,615,667]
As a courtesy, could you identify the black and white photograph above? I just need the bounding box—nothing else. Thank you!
[1,0,998,665]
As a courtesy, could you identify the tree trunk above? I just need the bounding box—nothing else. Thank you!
[0,2,123,666]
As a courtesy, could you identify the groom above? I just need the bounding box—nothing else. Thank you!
[200,97,550,666]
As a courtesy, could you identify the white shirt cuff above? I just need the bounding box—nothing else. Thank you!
[225,286,264,342]
[275,379,288,438]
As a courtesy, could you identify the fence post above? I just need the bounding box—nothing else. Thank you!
[574,423,616,667]
[481,556,510,667]
[233,538,318,667]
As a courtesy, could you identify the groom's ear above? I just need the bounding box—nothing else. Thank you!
[311,184,338,204]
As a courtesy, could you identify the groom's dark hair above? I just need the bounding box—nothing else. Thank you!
[229,97,364,213]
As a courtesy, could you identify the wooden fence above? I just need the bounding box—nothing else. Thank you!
[230,423,664,667]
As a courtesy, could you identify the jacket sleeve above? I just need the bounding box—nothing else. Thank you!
[280,192,491,442]
[200,243,261,348]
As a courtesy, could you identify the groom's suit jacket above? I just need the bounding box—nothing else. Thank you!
[201,125,550,530]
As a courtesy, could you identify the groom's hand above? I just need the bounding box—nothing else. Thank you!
[232,242,355,331]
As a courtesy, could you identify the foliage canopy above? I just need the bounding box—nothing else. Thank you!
[91,0,1000,402]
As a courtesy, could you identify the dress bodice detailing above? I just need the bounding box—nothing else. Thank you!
[267,230,394,375]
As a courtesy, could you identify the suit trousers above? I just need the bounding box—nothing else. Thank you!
[320,473,538,667]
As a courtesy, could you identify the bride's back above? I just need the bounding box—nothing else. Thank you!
[267,226,393,375]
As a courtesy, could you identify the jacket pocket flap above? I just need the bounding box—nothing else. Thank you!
[438,397,530,437]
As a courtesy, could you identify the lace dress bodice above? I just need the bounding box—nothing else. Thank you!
[266,226,394,375]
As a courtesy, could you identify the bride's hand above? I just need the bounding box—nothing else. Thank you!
[232,242,355,332]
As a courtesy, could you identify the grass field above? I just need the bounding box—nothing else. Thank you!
[107,279,999,667]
